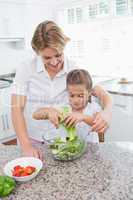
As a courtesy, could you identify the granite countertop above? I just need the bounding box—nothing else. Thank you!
[0,142,133,200]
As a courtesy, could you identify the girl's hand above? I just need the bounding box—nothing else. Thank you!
[64,112,84,127]
[47,107,62,128]
[91,110,112,133]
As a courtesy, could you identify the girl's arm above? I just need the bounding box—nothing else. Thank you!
[32,108,49,120]
[32,107,62,128]
[64,112,94,127]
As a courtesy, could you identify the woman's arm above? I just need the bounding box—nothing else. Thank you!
[11,95,43,160]
[92,85,112,133]
[92,85,112,111]
[82,115,94,126]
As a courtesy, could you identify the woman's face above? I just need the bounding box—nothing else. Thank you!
[38,48,64,74]
[67,84,91,111]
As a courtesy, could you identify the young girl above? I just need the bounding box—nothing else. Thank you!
[33,69,102,143]
[66,69,102,142]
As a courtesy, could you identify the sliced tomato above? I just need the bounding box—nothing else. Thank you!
[25,166,36,175]
[12,170,22,177]
[13,165,23,171]
[12,166,24,177]
[12,165,36,177]
[26,166,36,171]
[20,172,29,177]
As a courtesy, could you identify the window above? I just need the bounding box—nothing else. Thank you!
[66,40,85,60]
[88,4,98,18]
[116,0,128,15]
[130,0,133,14]
[56,1,133,77]
[99,1,110,15]
[76,7,83,23]
[67,8,75,24]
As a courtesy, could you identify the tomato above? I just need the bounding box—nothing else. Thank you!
[12,167,24,177]
[20,172,29,176]
[12,165,36,177]
[12,171,21,177]
[13,165,22,171]
[25,166,36,174]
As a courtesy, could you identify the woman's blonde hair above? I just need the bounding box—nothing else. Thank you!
[31,20,70,53]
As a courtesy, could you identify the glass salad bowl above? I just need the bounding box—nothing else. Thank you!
[42,125,87,161]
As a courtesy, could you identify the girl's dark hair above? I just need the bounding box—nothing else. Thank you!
[66,69,93,92]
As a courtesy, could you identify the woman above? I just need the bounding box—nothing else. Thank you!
[11,20,112,160]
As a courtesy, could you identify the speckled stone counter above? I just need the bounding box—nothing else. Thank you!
[0,142,133,200]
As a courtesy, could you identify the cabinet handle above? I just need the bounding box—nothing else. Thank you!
[1,114,9,130]
[5,114,9,129]
[1,115,6,130]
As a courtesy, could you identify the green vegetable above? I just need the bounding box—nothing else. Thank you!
[59,106,71,123]
[64,126,77,141]
[50,106,86,160]
[59,106,77,141]
[0,176,16,197]
[50,136,86,160]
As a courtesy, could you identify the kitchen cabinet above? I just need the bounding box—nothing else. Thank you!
[0,86,16,143]
[105,94,133,142]
[0,2,25,38]
[24,3,54,48]
[0,1,55,46]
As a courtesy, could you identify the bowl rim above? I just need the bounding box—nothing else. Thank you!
[3,156,43,180]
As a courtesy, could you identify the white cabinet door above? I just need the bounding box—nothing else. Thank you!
[0,86,16,143]
[105,94,133,142]
[0,2,25,38]
[24,3,53,48]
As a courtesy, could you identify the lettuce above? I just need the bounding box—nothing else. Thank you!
[49,106,86,160]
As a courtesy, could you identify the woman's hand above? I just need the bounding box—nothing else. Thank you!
[47,107,62,128]
[91,110,112,133]
[22,143,43,161]
[64,112,84,127]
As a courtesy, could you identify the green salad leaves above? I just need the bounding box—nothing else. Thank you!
[49,106,86,160]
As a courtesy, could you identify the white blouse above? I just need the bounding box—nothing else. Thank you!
[11,54,77,141]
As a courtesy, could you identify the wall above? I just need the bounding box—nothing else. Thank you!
[24,1,55,49]
[0,0,55,75]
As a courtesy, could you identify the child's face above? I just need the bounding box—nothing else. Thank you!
[67,84,91,111]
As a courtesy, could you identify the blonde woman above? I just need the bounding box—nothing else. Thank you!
[11,20,112,160]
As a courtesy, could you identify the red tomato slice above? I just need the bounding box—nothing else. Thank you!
[12,171,21,177]
[25,166,36,172]
[20,172,29,176]
[13,165,23,171]
[12,165,36,176]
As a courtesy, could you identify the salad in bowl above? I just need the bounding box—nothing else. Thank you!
[43,106,87,161]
